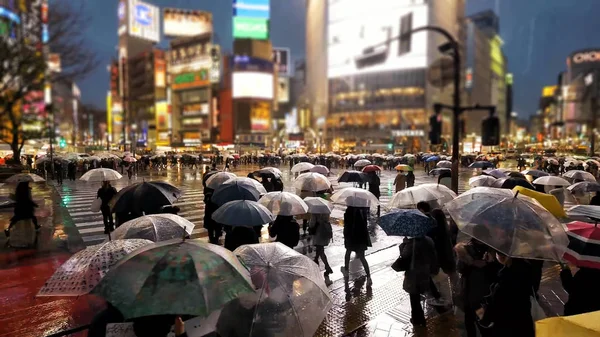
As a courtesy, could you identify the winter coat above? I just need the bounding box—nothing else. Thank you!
[203,197,220,230]
[561,267,600,316]
[479,259,535,337]
[399,236,438,294]
[268,215,300,248]
[368,175,381,199]
[455,241,501,310]
[225,227,259,251]
[97,186,117,208]
[343,207,372,251]
[394,174,406,192]
[427,211,456,274]
[406,172,415,188]
[309,214,333,246]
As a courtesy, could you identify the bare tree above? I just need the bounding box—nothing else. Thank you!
[0,0,99,163]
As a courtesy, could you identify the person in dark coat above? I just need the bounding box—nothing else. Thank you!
[260,174,275,192]
[97,181,117,234]
[268,214,300,249]
[591,191,600,206]
[204,194,222,244]
[406,171,416,188]
[67,161,76,181]
[341,205,372,286]
[455,238,501,337]
[272,176,284,192]
[55,160,64,185]
[560,265,600,316]
[478,255,535,337]
[4,181,39,236]
[225,226,259,251]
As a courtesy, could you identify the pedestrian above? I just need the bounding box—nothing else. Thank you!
[224,226,259,251]
[341,203,372,286]
[477,254,535,337]
[97,180,117,234]
[127,165,133,180]
[310,213,334,276]
[203,193,222,245]
[272,175,284,192]
[55,160,64,185]
[438,170,452,190]
[395,235,439,327]
[416,201,432,216]
[368,171,381,216]
[406,170,416,188]
[428,209,457,299]
[260,174,275,192]
[455,235,501,337]
[394,170,406,192]
[268,203,300,249]
[67,161,76,181]
[4,181,39,237]
[560,263,600,316]
[591,191,600,206]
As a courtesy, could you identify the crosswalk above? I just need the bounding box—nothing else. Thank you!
[55,180,208,246]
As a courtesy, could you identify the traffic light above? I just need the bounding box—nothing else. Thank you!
[482,115,500,146]
[429,114,442,145]
[59,138,66,148]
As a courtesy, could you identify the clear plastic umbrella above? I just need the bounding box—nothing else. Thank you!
[206,172,237,190]
[436,160,452,169]
[111,214,194,242]
[468,175,497,188]
[259,192,308,216]
[303,197,333,214]
[80,168,122,182]
[228,243,332,337]
[37,239,152,296]
[291,162,315,173]
[331,187,379,207]
[482,169,507,179]
[309,165,330,175]
[533,176,571,186]
[387,183,457,209]
[5,173,45,183]
[257,167,283,177]
[353,159,371,168]
[445,188,569,261]
[212,200,275,227]
[568,181,600,195]
[563,170,597,183]
[293,172,331,192]
[521,169,549,179]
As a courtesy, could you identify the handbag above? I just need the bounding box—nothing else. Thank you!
[90,198,102,213]
[391,256,411,271]
[530,289,546,322]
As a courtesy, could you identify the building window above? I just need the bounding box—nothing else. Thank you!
[399,12,412,56]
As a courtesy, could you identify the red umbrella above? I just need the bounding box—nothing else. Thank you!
[361,165,382,173]
[564,221,600,269]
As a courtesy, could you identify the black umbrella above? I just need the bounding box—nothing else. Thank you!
[338,170,370,183]
[110,182,182,215]
[429,168,451,176]
[202,169,221,188]
[507,172,527,180]
[468,161,495,169]
[211,179,263,206]
[493,177,535,190]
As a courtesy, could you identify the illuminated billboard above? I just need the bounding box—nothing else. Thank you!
[172,69,210,90]
[272,47,290,76]
[233,72,274,100]
[233,0,270,19]
[327,0,429,78]
[277,77,289,103]
[164,8,212,37]
[155,101,170,130]
[233,17,269,40]
[250,102,271,132]
[128,0,160,42]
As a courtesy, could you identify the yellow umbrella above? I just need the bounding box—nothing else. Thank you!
[536,311,600,337]
[395,164,413,171]
[512,186,567,219]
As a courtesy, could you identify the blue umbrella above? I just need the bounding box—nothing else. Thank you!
[379,209,436,237]
[425,156,440,162]
[469,161,495,169]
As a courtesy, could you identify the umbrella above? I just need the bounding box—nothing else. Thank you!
[379,209,437,237]
[330,187,379,207]
[80,168,122,182]
[387,183,457,209]
[123,156,136,163]
[353,159,371,167]
[212,178,266,206]
[338,170,370,183]
[547,158,559,165]
[111,214,195,242]
[436,160,452,169]
[429,168,451,176]
[110,182,182,215]
[309,165,329,175]
[493,177,535,190]
[404,154,416,159]
[92,240,255,320]
[521,169,549,179]
[395,164,413,171]
[5,173,45,183]
[291,162,315,173]
[203,169,222,187]
[507,172,527,180]
[468,161,495,169]
[563,170,597,183]
[86,156,101,162]
[425,156,439,163]
[257,167,282,177]
[533,176,571,187]
[361,165,382,173]
[259,192,308,216]
[536,310,600,337]
[563,221,600,269]
[513,186,567,219]
[445,188,569,261]
[293,172,332,192]
[303,197,333,214]
[468,175,497,188]
[231,243,332,337]
[212,200,275,227]
[37,239,152,296]
[568,181,600,195]
[567,205,600,221]
[206,172,237,190]
[586,159,600,167]
[482,169,507,179]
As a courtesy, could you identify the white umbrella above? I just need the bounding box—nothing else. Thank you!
[303,197,333,214]
[291,162,315,173]
[567,181,600,195]
[86,156,101,161]
[436,160,452,169]
[206,172,237,190]
[212,200,275,227]
[5,173,45,183]
[79,168,122,182]
[111,214,194,242]
[309,165,330,175]
[331,187,379,207]
[354,159,371,168]
[259,191,308,216]
[533,176,571,186]
[563,170,597,183]
[586,159,600,167]
[387,183,457,209]
[293,172,332,192]
[468,175,497,188]
[37,239,152,296]
[123,156,137,163]
[567,205,600,220]
[482,169,507,179]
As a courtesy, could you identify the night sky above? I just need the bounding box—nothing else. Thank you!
[75,0,600,120]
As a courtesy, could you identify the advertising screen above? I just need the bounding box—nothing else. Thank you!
[250,102,271,132]
[233,0,270,19]
[169,39,213,74]
[328,0,428,78]
[233,17,269,40]
[272,47,290,76]
[155,101,170,130]
[233,72,274,100]
[128,0,160,42]
[172,69,210,90]
[164,8,212,37]
[277,77,289,103]
[233,55,274,72]
[155,59,166,88]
